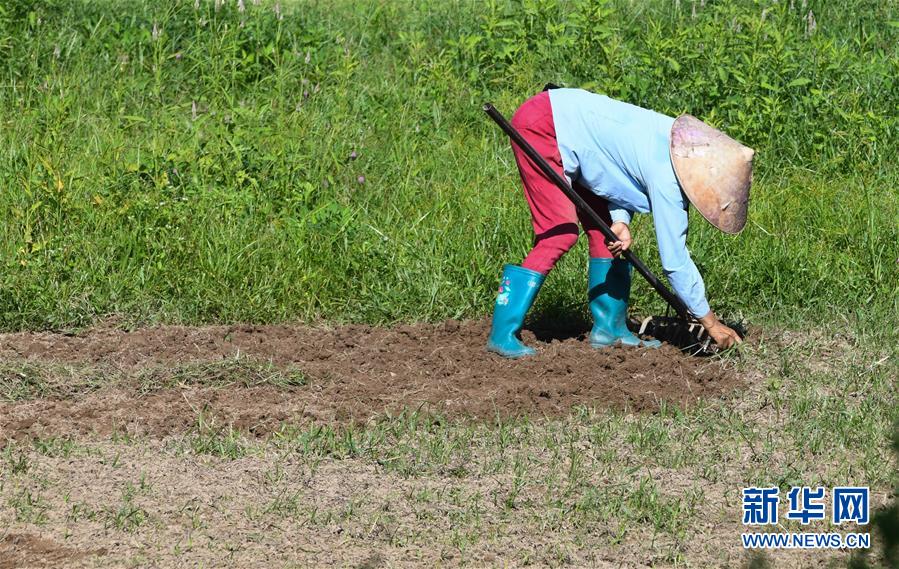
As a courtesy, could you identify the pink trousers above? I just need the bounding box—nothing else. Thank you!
[510,91,613,274]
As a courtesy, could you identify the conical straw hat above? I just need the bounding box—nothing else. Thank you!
[669,115,754,234]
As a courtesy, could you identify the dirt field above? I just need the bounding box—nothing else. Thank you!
[0,319,741,440]
[1,320,891,568]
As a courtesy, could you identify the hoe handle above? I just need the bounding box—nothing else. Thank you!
[483,102,692,320]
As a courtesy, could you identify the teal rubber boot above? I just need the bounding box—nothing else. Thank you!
[487,264,545,358]
[588,258,661,348]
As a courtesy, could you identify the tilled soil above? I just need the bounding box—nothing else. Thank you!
[0,319,744,440]
[0,533,105,569]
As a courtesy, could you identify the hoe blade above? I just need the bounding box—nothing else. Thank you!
[636,316,747,356]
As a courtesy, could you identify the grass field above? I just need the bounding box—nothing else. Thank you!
[1,0,896,328]
[0,0,897,567]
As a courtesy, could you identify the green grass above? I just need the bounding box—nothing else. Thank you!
[0,0,896,330]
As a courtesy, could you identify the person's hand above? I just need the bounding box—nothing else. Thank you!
[698,311,743,349]
[608,222,632,257]
[706,322,742,349]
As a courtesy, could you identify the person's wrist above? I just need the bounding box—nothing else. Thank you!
[697,311,719,330]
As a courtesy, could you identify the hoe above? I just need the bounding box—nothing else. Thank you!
[484,102,745,356]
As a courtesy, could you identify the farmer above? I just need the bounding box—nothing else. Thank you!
[487,87,751,358]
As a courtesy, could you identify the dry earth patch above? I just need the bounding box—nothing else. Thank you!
[0,319,743,441]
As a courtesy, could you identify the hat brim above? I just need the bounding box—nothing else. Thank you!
[669,115,754,235]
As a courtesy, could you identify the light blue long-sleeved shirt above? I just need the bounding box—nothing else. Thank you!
[547,88,710,317]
